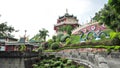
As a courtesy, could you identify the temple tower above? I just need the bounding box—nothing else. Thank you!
[54,9,79,34]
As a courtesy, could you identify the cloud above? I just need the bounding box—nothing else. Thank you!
[0,0,108,39]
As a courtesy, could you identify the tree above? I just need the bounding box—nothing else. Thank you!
[59,25,73,35]
[93,2,120,32]
[0,22,15,37]
[108,0,120,14]
[108,0,120,32]
[39,28,49,41]
[30,34,43,42]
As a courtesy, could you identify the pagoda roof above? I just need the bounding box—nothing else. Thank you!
[59,13,77,19]
[54,21,78,27]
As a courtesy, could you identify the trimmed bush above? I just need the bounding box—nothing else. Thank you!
[62,58,68,63]
[61,34,70,42]
[67,59,72,65]
[110,32,120,45]
[53,61,61,67]
[33,55,85,68]
[47,39,54,47]
[49,54,55,59]
[65,38,71,45]
[41,42,49,49]
[51,42,60,50]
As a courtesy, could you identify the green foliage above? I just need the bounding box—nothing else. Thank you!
[41,42,49,49]
[70,35,80,44]
[59,25,74,35]
[93,0,120,32]
[32,64,38,68]
[110,32,117,39]
[61,34,70,42]
[30,34,44,43]
[19,44,26,51]
[54,61,61,67]
[39,28,49,41]
[62,58,68,63]
[33,55,84,68]
[110,32,120,45]
[47,39,54,47]
[51,42,60,50]
[0,22,15,37]
[56,33,64,42]
[37,47,43,52]
[65,38,71,45]
[114,46,120,51]
[67,59,72,65]
[52,35,57,42]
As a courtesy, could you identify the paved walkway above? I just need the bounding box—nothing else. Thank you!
[105,57,120,68]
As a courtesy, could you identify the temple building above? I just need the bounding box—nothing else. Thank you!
[54,10,79,34]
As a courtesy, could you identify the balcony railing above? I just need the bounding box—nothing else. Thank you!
[0,51,39,58]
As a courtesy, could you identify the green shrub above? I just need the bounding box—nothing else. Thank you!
[49,54,55,59]
[70,65,77,68]
[67,59,72,65]
[52,35,57,42]
[70,35,80,44]
[56,57,61,61]
[110,32,120,45]
[32,64,38,68]
[42,42,49,49]
[47,39,54,47]
[62,58,68,63]
[44,64,49,67]
[61,34,70,42]
[37,47,43,52]
[60,63,64,68]
[53,61,61,67]
[51,42,60,50]
[65,38,71,45]
[56,32,64,42]
[112,37,120,45]
[19,44,26,51]
[114,46,120,51]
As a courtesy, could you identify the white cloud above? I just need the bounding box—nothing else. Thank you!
[0,0,108,39]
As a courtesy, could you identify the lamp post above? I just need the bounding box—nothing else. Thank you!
[24,30,27,43]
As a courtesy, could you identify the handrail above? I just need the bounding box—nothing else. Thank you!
[0,51,38,58]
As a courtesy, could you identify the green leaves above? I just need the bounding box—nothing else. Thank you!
[0,22,15,37]
[59,25,74,35]
[39,28,49,41]
[93,0,120,32]
[110,32,120,45]
[110,32,117,39]
[110,32,120,39]
[31,28,49,42]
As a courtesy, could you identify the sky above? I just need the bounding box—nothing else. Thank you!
[0,0,108,39]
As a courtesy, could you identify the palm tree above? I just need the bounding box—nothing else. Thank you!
[58,25,73,35]
[39,28,49,41]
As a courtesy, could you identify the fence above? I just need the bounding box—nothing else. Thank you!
[0,51,39,58]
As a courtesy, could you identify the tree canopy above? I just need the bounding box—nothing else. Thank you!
[30,28,49,42]
[93,0,120,32]
[0,22,15,37]
[39,28,49,42]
